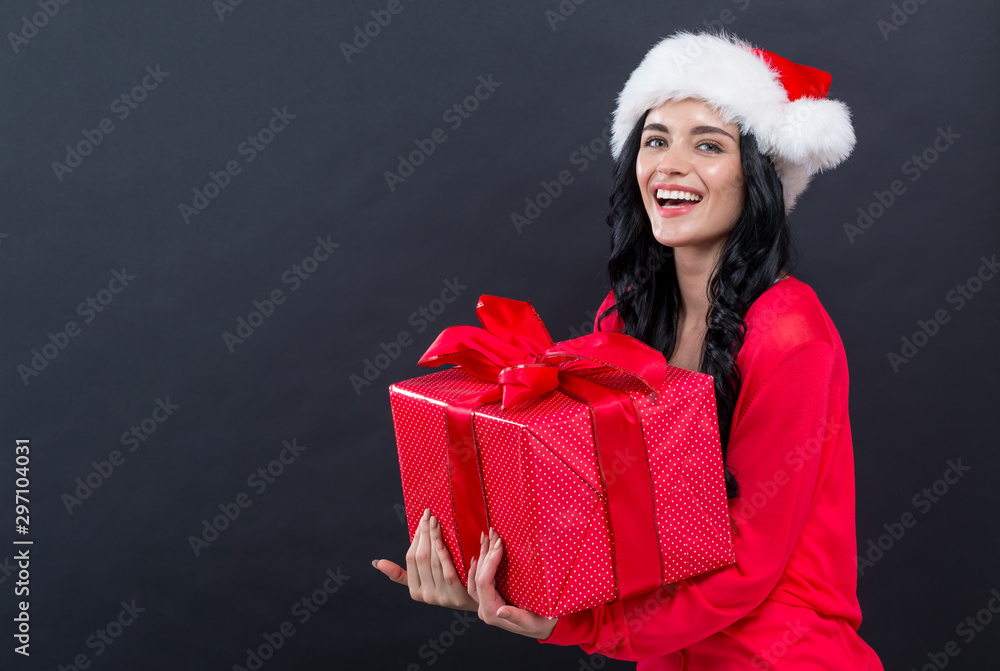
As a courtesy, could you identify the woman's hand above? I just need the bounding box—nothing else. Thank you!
[468,527,559,640]
[372,508,559,640]
[372,508,479,612]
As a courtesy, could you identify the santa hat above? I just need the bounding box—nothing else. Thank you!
[611,30,856,213]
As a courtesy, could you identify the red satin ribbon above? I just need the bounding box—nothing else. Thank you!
[417,295,667,601]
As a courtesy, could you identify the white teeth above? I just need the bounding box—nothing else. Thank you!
[656,189,702,202]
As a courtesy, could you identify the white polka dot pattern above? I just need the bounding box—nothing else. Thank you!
[388,363,735,618]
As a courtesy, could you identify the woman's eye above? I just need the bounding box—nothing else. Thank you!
[697,141,721,152]
[645,137,666,148]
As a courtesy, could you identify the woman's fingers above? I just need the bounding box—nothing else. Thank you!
[469,530,559,638]
[495,605,532,629]
[382,516,553,630]
[475,528,505,615]
[389,510,488,612]
[413,509,435,598]
[494,603,559,639]
[427,513,447,588]
[405,509,429,597]
[430,518,462,591]
[477,528,491,594]
[468,529,489,602]
[372,558,407,585]
[467,555,479,602]
[478,528,490,572]
[474,531,507,621]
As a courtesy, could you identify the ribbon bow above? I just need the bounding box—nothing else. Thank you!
[417,295,667,602]
[419,294,666,406]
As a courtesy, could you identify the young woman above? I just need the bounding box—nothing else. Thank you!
[374,30,885,669]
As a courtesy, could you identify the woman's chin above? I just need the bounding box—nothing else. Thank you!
[649,219,735,253]
[650,230,728,255]
[649,226,691,248]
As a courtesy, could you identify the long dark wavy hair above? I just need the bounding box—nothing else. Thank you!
[597,109,796,499]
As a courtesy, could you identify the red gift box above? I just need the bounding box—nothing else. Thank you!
[389,295,735,618]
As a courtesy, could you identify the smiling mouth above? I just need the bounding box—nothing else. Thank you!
[654,189,703,208]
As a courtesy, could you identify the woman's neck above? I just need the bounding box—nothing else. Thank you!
[673,245,790,329]
[673,245,719,330]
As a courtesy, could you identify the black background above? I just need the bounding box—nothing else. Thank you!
[1,1,997,669]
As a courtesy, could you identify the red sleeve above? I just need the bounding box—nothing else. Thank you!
[537,341,838,660]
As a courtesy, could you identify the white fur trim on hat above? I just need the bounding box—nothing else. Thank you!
[611,31,856,213]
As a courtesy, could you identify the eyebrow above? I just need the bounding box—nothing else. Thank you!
[641,123,737,141]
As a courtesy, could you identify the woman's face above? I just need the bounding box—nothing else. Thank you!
[636,98,745,253]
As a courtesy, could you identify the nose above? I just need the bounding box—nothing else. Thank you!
[656,143,692,177]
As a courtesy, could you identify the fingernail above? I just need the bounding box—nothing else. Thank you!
[480,531,485,544]
[430,515,438,529]
[371,559,379,568]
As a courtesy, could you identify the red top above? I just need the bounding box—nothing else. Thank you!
[537,276,885,670]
